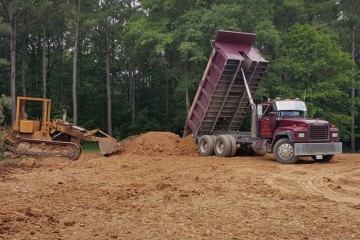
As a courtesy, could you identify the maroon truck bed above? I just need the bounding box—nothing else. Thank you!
[184,30,269,138]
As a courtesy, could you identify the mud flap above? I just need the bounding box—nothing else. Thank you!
[99,138,120,156]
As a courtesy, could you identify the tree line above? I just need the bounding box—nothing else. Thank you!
[0,0,359,151]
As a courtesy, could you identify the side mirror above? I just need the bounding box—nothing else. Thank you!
[269,112,277,130]
[257,104,263,118]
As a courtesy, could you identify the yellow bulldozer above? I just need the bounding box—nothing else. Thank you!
[2,96,120,159]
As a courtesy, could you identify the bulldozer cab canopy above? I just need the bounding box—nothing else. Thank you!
[14,97,51,131]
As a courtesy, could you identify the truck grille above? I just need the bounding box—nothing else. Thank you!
[309,125,329,140]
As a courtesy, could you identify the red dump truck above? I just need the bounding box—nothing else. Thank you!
[183,30,342,164]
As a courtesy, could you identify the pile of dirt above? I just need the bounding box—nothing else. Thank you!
[178,134,199,156]
[121,131,198,157]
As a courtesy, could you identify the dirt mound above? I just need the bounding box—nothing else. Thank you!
[1,142,360,239]
[121,131,198,157]
[178,134,198,156]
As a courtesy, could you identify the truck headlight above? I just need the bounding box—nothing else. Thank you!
[298,133,305,138]
[332,132,338,138]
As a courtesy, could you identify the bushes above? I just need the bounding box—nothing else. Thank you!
[0,132,4,160]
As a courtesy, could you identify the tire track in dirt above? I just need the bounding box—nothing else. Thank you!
[1,153,360,240]
[265,166,360,204]
[297,170,360,204]
[264,168,304,195]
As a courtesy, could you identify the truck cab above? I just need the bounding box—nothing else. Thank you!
[256,99,342,163]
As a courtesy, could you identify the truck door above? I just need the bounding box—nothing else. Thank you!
[258,104,274,138]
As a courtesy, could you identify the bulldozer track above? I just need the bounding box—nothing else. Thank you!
[13,138,81,160]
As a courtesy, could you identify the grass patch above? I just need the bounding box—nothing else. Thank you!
[81,141,100,153]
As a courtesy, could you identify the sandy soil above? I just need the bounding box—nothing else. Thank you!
[1,132,360,239]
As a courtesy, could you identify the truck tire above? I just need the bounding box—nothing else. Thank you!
[214,135,232,157]
[312,155,334,163]
[227,135,237,157]
[198,135,215,156]
[273,138,299,164]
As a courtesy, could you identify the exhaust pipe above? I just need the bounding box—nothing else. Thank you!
[241,68,257,138]
[250,102,257,138]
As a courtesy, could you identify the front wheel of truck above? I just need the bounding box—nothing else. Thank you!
[273,138,299,164]
[312,155,334,163]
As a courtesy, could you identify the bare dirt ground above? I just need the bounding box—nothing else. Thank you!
[1,132,360,240]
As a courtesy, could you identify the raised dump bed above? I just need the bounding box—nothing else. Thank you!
[184,30,269,139]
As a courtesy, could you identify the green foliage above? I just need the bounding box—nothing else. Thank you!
[0,95,11,126]
[0,148,4,160]
[0,17,10,68]
[81,141,100,153]
[114,120,161,140]
[0,58,9,65]
[0,145,4,160]
[0,130,4,160]
[254,20,281,59]
[124,6,174,67]
[0,0,359,150]
[0,21,11,34]
[272,24,356,140]
[273,0,307,32]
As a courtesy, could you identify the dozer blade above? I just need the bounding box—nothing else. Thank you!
[98,137,120,156]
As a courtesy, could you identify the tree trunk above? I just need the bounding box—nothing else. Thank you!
[105,26,112,136]
[184,66,190,113]
[10,18,16,124]
[165,71,169,121]
[21,47,26,97]
[125,0,135,125]
[129,55,135,125]
[72,0,81,125]
[351,24,356,152]
[2,0,22,123]
[42,30,47,99]
[185,87,190,113]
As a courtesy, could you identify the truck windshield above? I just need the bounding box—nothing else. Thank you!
[274,100,307,112]
[278,110,304,117]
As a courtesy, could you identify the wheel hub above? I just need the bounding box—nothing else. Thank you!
[278,143,294,160]
[216,142,224,154]
[201,143,208,152]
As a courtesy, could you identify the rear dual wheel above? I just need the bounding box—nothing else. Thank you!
[198,135,215,156]
[198,134,237,157]
[214,135,232,157]
[227,135,237,157]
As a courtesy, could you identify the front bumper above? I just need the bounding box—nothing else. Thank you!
[294,142,342,156]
